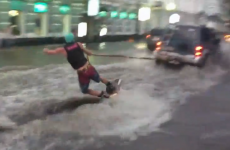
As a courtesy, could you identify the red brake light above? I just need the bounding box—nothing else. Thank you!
[195,52,202,57]
[156,47,161,50]
[146,35,151,39]
[155,41,162,51]
[224,35,230,39]
[195,46,203,51]
[195,46,203,57]
[155,42,162,51]
[156,41,162,46]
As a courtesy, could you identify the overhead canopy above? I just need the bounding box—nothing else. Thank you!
[10,0,26,11]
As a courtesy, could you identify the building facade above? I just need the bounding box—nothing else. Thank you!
[0,0,86,37]
[140,0,227,33]
[0,0,227,38]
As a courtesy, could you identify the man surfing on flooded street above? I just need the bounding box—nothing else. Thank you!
[43,33,117,99]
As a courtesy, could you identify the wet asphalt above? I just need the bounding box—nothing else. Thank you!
[83,74,230,150]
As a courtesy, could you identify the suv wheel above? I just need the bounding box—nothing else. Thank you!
[147,44,156,51]
[155,59,162,65]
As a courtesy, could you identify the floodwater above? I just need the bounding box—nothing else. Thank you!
[0,42,229,150]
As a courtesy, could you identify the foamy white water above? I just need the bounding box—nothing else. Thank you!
[0,45,228,150]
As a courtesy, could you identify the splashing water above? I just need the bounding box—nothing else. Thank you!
[0,46,228,150]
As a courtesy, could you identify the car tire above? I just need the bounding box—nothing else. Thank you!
[147,44,156,51]
[155,59,162,65]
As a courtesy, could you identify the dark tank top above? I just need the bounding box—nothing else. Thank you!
[63,42,87,70]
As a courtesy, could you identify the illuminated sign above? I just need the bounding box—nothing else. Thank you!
[87,0,100,16]
[34,2,48,13]
[111,11,118,18]
[138,7,151,21]
[59,5,70,14]
[99,11,107,17]
[37,0,52,2]
[119,12,128,19]
[128,13,137,19]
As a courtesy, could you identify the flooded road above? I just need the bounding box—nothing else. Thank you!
[0,42,229,150]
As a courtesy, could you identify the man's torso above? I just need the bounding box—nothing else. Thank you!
[64,42,87,70]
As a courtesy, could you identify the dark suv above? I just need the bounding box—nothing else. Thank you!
[153,25,221,67]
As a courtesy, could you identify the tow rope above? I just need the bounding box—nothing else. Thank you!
[92,54,155,60]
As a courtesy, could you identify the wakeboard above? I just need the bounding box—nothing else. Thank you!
[99,78,122,101]
[107,78,122,97]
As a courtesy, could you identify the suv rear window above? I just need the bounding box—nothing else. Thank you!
[174,26,199,40]
[167,27,198,52]
[150,29,164,36]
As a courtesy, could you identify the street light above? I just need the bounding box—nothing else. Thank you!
[138,7,151,21]
[87,0,100,16]
[169,13,180,24]
[100,27,107,36]
[8,10,19,16]
[78,22,87,37]
[166,3,176,11]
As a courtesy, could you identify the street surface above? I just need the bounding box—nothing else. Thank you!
[0,42,230,150]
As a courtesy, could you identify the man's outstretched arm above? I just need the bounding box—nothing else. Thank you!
[43,47,66,56]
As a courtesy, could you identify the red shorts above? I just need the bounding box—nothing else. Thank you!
[77,65,100,93]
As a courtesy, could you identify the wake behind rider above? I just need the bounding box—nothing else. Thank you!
[43,33,114,98]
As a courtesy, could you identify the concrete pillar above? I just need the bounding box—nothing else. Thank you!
[161,10,170,27]
[135,3,141,35]
[63,14,71,34]
[19,12,25,36]
[41,13,48,36]
[139,21,147,34]
[87,17,94,41]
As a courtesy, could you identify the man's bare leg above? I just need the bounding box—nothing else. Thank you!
[87,89,110,98]
[100,77,111,85]
[87,89,101,96]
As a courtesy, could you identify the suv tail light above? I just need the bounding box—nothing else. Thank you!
[155,41,162,51]
[146,34,151,39]
[156,41,162,46]
[195,46,203,57]
[156,47,161,50]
